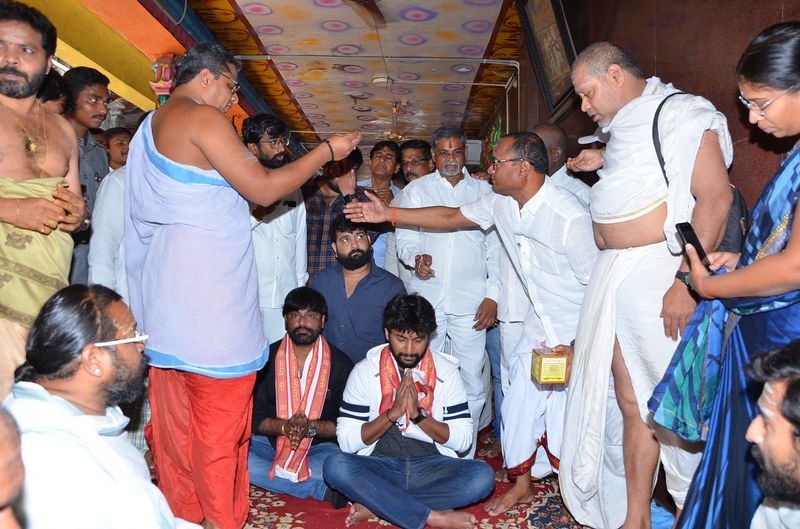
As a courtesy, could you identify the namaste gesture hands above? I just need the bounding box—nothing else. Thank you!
[282,411,312,450]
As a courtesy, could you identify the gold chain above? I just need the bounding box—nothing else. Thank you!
[1,100,48,178]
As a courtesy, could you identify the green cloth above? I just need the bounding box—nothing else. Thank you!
[0,177,72,327]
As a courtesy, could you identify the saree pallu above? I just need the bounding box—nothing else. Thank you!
[649,147,800,528]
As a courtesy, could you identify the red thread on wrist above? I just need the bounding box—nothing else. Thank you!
[391,207,397,227]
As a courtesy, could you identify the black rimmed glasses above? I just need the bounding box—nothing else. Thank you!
[400,159,429,169]
[261,137,288,149]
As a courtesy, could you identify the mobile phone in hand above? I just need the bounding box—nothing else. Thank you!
[676,222,710,268]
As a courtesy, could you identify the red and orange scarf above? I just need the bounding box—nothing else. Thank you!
[378,346,436,431]
[269,334,331,481]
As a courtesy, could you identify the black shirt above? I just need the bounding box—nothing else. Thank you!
[251,339,354,447]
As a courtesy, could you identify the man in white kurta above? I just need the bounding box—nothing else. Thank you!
[562,42,733,528]
[243,114,308,343]
[396,125,500,457]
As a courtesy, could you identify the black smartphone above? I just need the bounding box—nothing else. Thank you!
[675,222,710,267]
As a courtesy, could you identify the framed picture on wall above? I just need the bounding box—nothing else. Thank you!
[517,0,577,116]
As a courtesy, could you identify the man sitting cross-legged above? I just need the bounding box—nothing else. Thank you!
[345,132,599,515]
[248,287,354,506]
[324,294,495,529]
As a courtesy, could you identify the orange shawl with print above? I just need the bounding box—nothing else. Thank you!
[269,335,331,481]
[378,346,436,431]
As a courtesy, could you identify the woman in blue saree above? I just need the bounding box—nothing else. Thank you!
[649,22,800,529]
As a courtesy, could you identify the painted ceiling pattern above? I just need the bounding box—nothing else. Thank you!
[186,0,523,146]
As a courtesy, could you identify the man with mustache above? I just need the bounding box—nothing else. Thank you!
[384,139,434,286]
[62,66,111,285]
[309,214,405,363]
[0,1,87,398]
[746,341,800,529]
[243,114,308,342]
[248,287,353,504]
[323,294,494,529]
[6,284,198,528]
[395,124,500,458]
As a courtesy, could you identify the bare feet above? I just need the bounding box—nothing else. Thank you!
[484,476,534,516]
[345,503,374,527]
[494,467,509,482]
[479,430,495,445]
[427,510,478,529]
[477,439,501,458]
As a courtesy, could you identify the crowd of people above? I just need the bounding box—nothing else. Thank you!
[1,1,800,529]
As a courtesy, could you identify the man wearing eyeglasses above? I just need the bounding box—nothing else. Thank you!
[384,139,434,285]
[346,132,598,514]
[561,42,733,528]
[395,125,500,458]
[6,284,200,528]
[124,42,360,529]
[243,114,308,343]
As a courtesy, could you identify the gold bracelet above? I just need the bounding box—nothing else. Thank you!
[281,421,287,436]
[14,199,20,228]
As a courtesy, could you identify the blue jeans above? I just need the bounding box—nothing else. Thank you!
[485,325,502,438]
[248,435,340,500]
[323,452,494,529]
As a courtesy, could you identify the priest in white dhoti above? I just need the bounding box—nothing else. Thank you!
[562,42,733,528]
[344,132,599,516]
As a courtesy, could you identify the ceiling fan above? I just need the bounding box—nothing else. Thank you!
[342,0,387,29]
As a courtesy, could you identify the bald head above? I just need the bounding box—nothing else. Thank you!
[532,124,567,175]
[573,42,645,80]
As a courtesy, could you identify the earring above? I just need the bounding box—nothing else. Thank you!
[94,368,101,375]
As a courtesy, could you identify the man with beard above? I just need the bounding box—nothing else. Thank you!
[323,294,494,529]
[243,114,308,342]
[0,1,87,398]
[746,341,800,529]
[396,125,500,458]
[248,287,353,504]
[62,66,110,285]
[309,214,405,363]
[5,284,199,528]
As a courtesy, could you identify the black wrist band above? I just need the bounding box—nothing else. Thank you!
[675,270,690,286]
[323,139,335,162]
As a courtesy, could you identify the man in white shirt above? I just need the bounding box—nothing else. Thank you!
[6,284,198,528]
[349,132,598,513]
[395,125,500,457]
[243,114,308,343]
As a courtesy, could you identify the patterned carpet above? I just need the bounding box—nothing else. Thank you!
[245,445,585,529]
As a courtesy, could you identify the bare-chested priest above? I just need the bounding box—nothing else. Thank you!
[0,1,87,397]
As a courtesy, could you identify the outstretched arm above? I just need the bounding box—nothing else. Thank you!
[344,190,477,230]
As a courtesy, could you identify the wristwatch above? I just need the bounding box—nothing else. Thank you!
[675,270,690,286]
[411,409,427,425]
[306,421,317,438]
[342,193,357,204]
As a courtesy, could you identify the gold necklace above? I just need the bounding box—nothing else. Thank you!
[14,101,45,155]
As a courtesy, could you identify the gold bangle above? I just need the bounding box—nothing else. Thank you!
[14,199,20,227]
[281,421,287,436]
